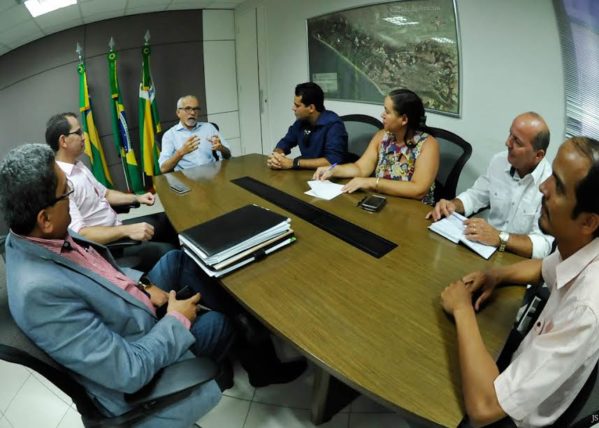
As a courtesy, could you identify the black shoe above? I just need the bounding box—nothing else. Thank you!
[215,359,234,391]
[246,358,307,388]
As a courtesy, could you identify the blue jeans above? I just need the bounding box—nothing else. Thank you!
[146,250,236,362]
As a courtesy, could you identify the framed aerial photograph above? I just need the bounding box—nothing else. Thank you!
[308,0,461,116]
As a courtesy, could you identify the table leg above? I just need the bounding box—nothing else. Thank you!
[311,367,360,424]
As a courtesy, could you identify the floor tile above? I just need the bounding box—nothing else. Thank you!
[197,395,250,428]
[31,372,73,406]
[223,360,255,401]
[57,407,84,428]
[0,417,13,428]
[245,402,348,428]
[0,361,29,413]
[252,364,314,409]
[4,375,70,428]
[350,394,393,413]
[349,413,411,428]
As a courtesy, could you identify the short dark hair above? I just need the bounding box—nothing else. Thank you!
[45,112,77,152]
[295,82,325,112]
[0,144,57,235]
[570,137,599,238]
[524,111,550,152]
[387,88,426,137]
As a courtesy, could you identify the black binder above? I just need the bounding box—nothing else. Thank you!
[179,204,289,258]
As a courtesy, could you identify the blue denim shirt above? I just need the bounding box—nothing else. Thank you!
[275,110,348,164]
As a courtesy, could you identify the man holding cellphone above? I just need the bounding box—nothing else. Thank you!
[159,95,231,173]
[0,143,232,427]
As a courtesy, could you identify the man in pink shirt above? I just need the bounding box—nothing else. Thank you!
[46,112,176,271]
[441,137,599,427]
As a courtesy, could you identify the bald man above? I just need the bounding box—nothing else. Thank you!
[427,112,554,258]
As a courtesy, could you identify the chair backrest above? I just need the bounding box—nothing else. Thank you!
[0,279,102,419]
[340,114,383,162]
[426,126,472,201]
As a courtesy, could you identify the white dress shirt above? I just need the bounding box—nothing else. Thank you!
[56,160,121,232]
[456,151,553,258]
[495,238,599,427]
[159,122,230,171]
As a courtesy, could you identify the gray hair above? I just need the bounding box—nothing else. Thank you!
[0,143,57,235]
[176,95,198,108]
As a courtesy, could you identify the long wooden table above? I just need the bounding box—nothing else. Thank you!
[155,154,524,427]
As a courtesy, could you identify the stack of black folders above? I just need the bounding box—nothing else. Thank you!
[179,204,295,277]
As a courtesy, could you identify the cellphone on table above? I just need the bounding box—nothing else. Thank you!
[358,194,387,212]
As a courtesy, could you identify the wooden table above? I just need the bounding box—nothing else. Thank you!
[155,154,524,427]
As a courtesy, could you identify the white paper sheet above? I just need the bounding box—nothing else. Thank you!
[305,180,344,200]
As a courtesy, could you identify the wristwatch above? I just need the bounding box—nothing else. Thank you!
[498,231,510,252]
[292,157,302,170]
[138,275,153,291]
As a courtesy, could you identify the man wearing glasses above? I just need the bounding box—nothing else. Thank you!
[0,143,229,427]
[159,95,231,173]
[46,112,176,272]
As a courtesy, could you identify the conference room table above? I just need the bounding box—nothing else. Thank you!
[155,154,525,427]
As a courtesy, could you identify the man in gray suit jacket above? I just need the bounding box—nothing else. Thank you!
[0,144,233,427]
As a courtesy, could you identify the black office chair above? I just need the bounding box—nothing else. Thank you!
[425,126,472,202]
[340,114,383,162]
[209,122,221,162]
[0,279,218,428]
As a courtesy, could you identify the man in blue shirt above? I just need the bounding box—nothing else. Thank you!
[159,95,231,173]
[267,82,348,170]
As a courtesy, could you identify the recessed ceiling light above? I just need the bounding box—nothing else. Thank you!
[23,0,77,18]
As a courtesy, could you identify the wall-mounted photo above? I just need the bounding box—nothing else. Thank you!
[308,0,461,116]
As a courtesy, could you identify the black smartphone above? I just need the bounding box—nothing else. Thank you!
[155,286,197,319]
[359,194,387,212]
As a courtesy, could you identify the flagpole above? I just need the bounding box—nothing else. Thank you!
[108,36,132,193]
[141,30,151,189]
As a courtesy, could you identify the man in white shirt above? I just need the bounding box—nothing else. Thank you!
[440,137,599,427]
[427,112,553,258]
[159,95,231,173]
[46,112,176,271]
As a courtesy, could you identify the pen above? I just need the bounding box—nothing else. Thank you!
[319,162,337,179]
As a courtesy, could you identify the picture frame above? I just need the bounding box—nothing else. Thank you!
[308,0,461,117]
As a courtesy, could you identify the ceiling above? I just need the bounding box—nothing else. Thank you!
[0,0,247,56]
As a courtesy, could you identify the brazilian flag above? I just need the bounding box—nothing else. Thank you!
[108,49,143,193]
[77,61,113,188]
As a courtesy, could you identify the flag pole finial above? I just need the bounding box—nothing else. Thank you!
[75,42,82,62]
[144,30,151,44]
[108,37,115,51]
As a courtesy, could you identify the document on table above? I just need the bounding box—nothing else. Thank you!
[428,212,497,259]
[305,180,344,200]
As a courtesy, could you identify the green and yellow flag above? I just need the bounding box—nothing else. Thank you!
[107,48,143,193]
[139,42,162,176]
[77,62,113,188]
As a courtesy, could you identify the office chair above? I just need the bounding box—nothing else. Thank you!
[340,114,383,162]
[0,279,218,428]
[209,122,221,162]
[425,126,472,202]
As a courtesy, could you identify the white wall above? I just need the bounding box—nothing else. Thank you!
[235,0,565,193]
[203,9,241,156]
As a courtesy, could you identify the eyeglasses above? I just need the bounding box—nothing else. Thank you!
[48,180,74,206]
[178,106,201,113]
[68,128,83,137]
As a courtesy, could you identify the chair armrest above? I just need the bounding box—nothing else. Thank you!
[112,201,141,214]
[106,238,141,250]
[125,357,218,406]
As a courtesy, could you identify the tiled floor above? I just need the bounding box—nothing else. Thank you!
[0,357,419,428]
[0,198,422,428]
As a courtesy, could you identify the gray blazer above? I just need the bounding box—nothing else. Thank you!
[5,231,198,417]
